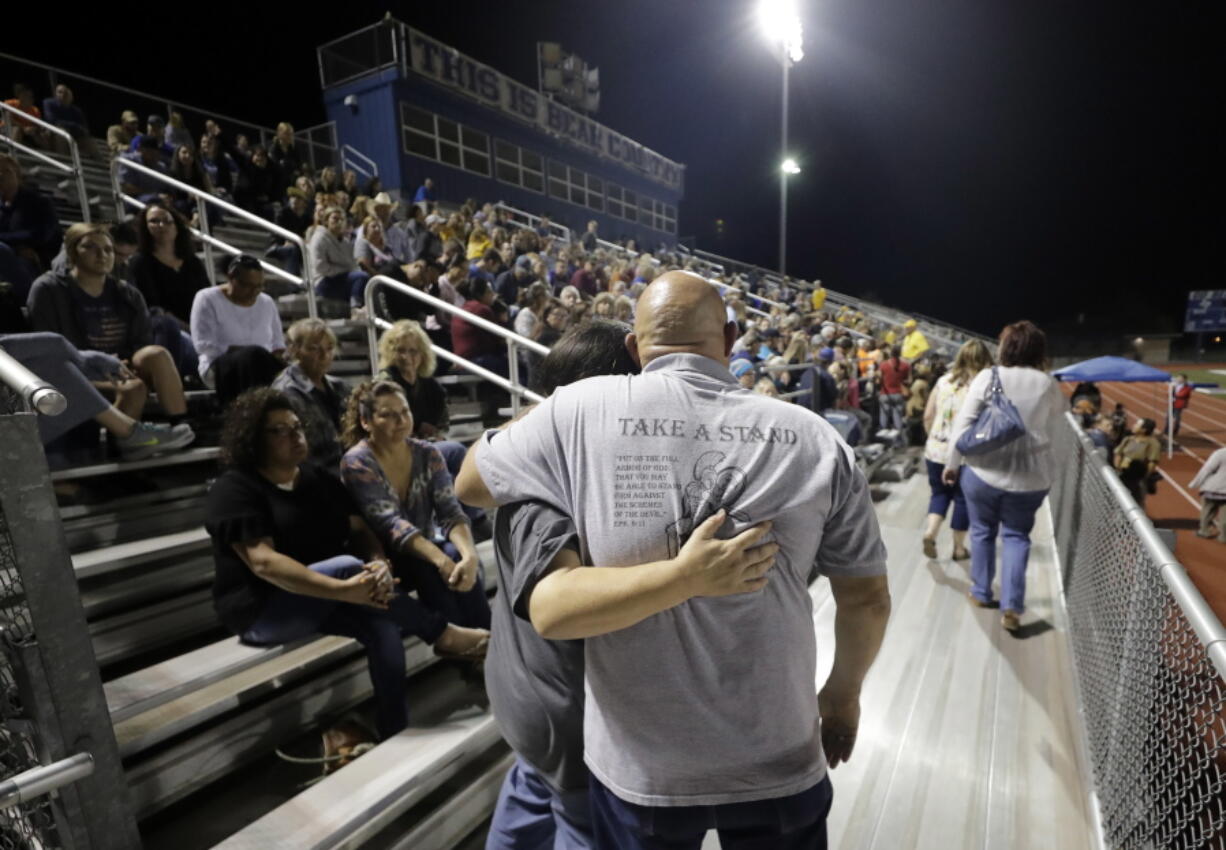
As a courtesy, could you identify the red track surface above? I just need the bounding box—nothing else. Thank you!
[1062,366,1226,618]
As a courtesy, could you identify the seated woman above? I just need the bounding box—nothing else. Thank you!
[0,330,194,459]
[308,206,369,319]
[129,202,207,377]
[483,321,779,847]
[340,381,491,638]
[26,222,189,424]
[189,255,285,405]
[205,388,488,741]
[272,318,349,473]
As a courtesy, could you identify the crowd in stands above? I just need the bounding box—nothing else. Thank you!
[4,82,1127,845]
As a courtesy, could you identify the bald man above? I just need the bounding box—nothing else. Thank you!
[458,272,891,850]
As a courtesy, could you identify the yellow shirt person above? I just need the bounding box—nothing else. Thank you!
[900,319,930,361]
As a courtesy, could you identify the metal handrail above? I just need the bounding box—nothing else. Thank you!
[0,50,278,149]
[364,275,547,414]
[0,101,90,222]
[342,143,378,179]
[1067,413,1226,677]
[0,753,94,812]
[110,156,317,317]
[0,349,67,416]
[492,202,571,242]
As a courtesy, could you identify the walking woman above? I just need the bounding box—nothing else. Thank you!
[945,321,1065,632]
[921,339,994,559]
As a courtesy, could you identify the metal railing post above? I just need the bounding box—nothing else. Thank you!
[0,349,67,415]
[0,753,95,812]
[507,338,521,416]
[195,195,216,285]
[0,100,89,219]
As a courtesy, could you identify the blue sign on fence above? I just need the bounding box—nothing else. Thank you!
[1185,291,1226,333]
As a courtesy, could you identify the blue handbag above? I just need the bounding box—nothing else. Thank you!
[955,366,1027,456]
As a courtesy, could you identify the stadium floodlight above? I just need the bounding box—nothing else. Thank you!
[781,158,801,175]
[758,0,804,64]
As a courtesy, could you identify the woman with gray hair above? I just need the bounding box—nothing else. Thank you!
[272,318,349,474]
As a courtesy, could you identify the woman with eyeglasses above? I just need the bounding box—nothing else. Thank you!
[339,380,492,649]
[205,387,490,742]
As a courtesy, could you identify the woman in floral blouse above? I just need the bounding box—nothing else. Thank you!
[339,380,491,652]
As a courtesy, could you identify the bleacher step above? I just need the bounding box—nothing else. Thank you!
[213,712,501,850]
[73,526,210,579]
[387,751,515,850]
[50,446,221,482]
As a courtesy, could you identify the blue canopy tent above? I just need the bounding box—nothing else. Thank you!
[1052,356,1174,456]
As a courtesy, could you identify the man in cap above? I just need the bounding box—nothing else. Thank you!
[899,318,930,362]
[457,271,890,850]
[128,114,173,160]
[495,254,536,306]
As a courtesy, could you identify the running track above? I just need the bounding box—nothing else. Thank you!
[1061,369,1226,619]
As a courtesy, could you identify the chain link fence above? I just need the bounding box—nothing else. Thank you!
[1052,413,1226,849]
[1,481,64,848]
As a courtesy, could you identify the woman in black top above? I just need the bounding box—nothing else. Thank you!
[129,202,208,376]
[204,388,489,740]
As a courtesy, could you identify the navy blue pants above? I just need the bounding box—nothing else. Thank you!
[242,555,448,739]
[315,270,370,307]
[925,459,969,530]
[588,775,832,850]
[486,756,594,849]
[393,540,492,631]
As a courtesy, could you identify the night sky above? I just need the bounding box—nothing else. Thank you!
[7,1,1222,337]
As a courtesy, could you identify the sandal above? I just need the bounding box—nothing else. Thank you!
[922,537,937,559]
[434,633,490,662]
[952,547,971,561]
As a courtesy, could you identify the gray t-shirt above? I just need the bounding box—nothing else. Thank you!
[477,353,888,806]
[484,501,587,792]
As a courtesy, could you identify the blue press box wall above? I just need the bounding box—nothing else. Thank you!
[324,70,684,247]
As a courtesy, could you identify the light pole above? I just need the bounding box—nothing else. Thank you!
[758,0,804,277]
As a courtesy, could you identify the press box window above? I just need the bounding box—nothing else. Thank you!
[400,103,490,177]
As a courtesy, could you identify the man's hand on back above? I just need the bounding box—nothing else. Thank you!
[675,510,778,598]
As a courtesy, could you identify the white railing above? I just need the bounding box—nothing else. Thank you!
[109,156,316,317]
[0,349,67,416]
[0,101,91,222]
[492,202,571,243]
[364,276,547,415]
[341,143,378,181]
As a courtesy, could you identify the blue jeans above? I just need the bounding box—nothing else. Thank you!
[960,467,1049,614]
[149,313,198,378]
[394,541,492,631]
[487,757,594,850]
[267,244,303,278]
[878,393,904,432]
[588,775,832,850]
[925,459,968,531]
[433,439,487,524]
[241,555,448,739]
[315,270,370,307]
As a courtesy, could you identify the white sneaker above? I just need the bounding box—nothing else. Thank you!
[116,422,196,461]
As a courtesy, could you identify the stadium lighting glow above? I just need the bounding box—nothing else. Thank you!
[781,158,801,174]
[758,0,805,63]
